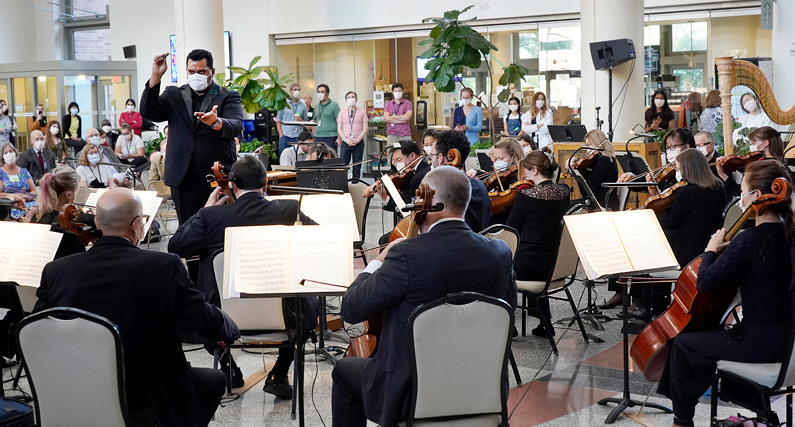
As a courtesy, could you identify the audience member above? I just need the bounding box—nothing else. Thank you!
[119,98,143,136]
[0,142,36,219]
[17,130,57,185]
[384,83,412,146]
[276,83,308,156]
[301,93,314,119]
[45,120,68,159]
[452,88,483,144]
[76,144,127,190]
[101,119,118,149]
[504,96,522,136]
[149,138,167,182]
[313,84,341,152]
[0,100,17,145]
[698,90,723,135]
[114,123,149,173]
[521,92,553,148]
[62,101,86,152]
[27,103,48,134]
[646,89,676,132]
[337,91,368,179]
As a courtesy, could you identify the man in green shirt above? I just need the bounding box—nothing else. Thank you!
[313,84,340,155]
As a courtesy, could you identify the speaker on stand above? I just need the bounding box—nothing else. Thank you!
[255,108,279,170]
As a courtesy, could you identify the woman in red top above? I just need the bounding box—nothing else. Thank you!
[119,98,143,137]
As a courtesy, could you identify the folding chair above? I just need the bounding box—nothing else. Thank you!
[348,178,371,266]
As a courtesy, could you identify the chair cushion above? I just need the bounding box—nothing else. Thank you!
[517,279,564,293]
[717,361,781,388]
[399,414,502,427]
[240,332,290,343]
[648,269,681,279]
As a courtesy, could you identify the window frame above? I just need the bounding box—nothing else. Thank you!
[61,0,111,60]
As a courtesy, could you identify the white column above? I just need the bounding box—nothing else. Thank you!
[772,0,795,108]
[173,0,225,85]
[580,0,645,142]
[0,1,37,64]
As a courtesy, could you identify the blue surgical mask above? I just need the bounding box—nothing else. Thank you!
[494,160,510,170]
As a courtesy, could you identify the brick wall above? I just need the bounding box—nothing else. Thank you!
[72,0,111,61]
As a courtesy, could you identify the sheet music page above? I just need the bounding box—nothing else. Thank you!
[139,194,163,235]
[611,210,679,273]
[295,194,359,242]
[84,188,109,207]
[224,226,290,295]
[0,223,62,288]
[381,175,409,217]
[287,225,351,293]
[563,212,633,280]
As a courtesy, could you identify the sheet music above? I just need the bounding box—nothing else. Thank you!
[84,189,158,208]
[288,225,351,292]
[224,226,290,296]
[381,175,408,217]
[611,210,679,273]
[564,213,633,280]
[0,222,63,288]
[139,195,163,236]
[265,194,360,242]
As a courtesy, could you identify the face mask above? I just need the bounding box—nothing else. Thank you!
[292,90,301,98]
[536,99,545,108]
[423,146,433,155]
[461,98,472,106]
[347,98,356,107]
[88,153,101,164]
[522,145,532,154]
[750,144,759,152]
[33,139,46,150]
[102,125,112,133]
[654,99,665,108]
[509,104,519,112]
[187,73,210,92]
[393,91,403,100]
[1,105,7,112]
[50,127,59,135]
[394,161,405,171]
[70,108,78,115]
[739,190,756,212]
[126,105,134,112]
[666,147,681,163]
[301,99,308,105]
[675,170,683,182]
[495,160,510,170]
[744,100,757,112]
[3,152,16,164]
[317,93,325,101]
[697,145,708,155]
[89,136,101,145]
[123,134,132,141]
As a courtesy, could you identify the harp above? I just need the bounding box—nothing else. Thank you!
[715,57,795,155]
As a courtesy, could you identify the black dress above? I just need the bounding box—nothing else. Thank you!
[580,155,618,210]
[645,108,675,130]
[657,222,793,422]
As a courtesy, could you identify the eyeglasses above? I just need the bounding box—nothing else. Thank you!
[130,214,150,226]
[667,143,685,150]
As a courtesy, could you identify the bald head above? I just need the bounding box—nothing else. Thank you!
[30,130,43,140]
[95,188,142,236]
[85,127,99,139]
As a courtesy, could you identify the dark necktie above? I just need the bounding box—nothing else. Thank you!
[38,151,45,173]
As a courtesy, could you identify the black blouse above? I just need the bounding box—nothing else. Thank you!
[657,183,726,266]
[580,155,618,210]
[645,108,675,130]
[37,210,95,259]
[697,222,792,326]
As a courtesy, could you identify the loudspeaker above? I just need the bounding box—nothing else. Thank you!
[123,45,137,59]
[589,38,635,71]
[254,108,279,144]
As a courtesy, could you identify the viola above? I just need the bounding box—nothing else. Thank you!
[58,204,101,246]
[569,152,601,175]
[206,162,236,203]
[641,181,687,213]
[489,180,534,215]
[630,176,791,382]
[482,162,519,191]
[715,151,764,174]
[371,155,426,195]
[629,162,677,185]
[347,183,439,358]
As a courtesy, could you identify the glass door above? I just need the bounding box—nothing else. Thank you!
[63,75,98,134]
[97,75,132,130]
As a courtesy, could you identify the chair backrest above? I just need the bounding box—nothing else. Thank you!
[549,221,580,283]
[723,197,743,230]
[480,224,519,260]
[773,289,795,389]
[211,250,286,332]
[347,179,370,241]
[407,292,511,424]
[16,308,130,427]
[140,170,150,190]
[617,186,630,211]
[147,180,171,198]
[74,186,91,206]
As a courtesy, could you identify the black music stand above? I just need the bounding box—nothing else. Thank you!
[548,125,588,142]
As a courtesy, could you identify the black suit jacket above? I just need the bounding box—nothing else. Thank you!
[341,220,517,426]
[17,148,56,183]
[140,81,243,188]
[168,192,318,327]
[34,237,239,427]
[467,176,492,232]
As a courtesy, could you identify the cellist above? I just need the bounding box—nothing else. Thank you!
[658,160,794,427]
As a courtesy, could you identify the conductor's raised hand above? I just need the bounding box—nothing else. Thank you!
[195,105,219,127]
[149,53,169,86]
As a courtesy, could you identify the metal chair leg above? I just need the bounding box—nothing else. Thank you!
[564,287,590,343]
[508,349,522,387]
[521,294,527,337]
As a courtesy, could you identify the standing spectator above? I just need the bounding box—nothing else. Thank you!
[114,123,149,173]
[28,103,48,135]
[698,90,723,135]
[0,142,37,220]
[17,130,57,185]
[521,92,554,149]
[301,94,315,120]
[337,91,368,179]
[645,89,676,132]
[45,120,68,160]
[101,119,118,149]
[504,97,522,136]
[451,88,482,144]
[733,92,774,142]
[0,100,18,145]
[119,98,143,137]
[276,83,308,156]
[313,84,340,153]
[384,83,413,145]
[62,101,86,152]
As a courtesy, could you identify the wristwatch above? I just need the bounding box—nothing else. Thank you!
[210,119,222,130]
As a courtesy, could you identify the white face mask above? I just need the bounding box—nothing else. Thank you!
[102,125,112,133]
[509,104,519,112]
[654,99,665,108]
[675,170,683,182]
[423,145,433,155]
[50,127,59,135]
[70,108,79,115]
[126,105,134,112]
[697,145,709,156]
[494,159,510,170]
[743,99,757,112]
[666,147,681,163]
[739,190,756,212]
[536,99,545,109]
[3,152,16,164]
[122,133,132,141]
[1,105,7,112]
[89,136,101,145]
[461,98,472,106]
[88,153,101,164]
[301,99,308,105]
[317,93,325,101]
[522,144,532,154]
[33,139,46,150]
[394,161,405,171]
[187,73,211,92]
[393,91,403,100]
[292,90,301,99]
[750,144,759,152]
[346,98,356,107]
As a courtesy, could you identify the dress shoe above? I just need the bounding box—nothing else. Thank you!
[263,372,293,400]
[223,366,245,389]
[531,324,555,338]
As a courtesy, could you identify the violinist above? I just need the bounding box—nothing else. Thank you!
[332,166,516,427]
[466,137,524,185]
[577,129,618,210]
[421,128,438,156]
[618,128,696,192]
[657,160,794,427]
[694,131,716,162]
[363,140,430,244]
[506,151,569,338]
[717,126,786,198]
[519,134,537,155]
[430,129,491,232]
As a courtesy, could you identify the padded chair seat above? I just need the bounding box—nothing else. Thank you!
[717,360,781,388]
[399,414,502,427]
[648,269,681,279]
[239,332,290,343]
[517,279,564,293]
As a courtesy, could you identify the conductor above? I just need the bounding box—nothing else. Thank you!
[140,49,243,223]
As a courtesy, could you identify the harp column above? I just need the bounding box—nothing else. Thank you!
[715,57,735,155]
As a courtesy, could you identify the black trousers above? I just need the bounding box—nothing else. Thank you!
[121,156,150,174]
[65,138,86,153]
[331,356,371,427]
[340,142,364,179]
[657,323,788,421]
[154,367,225,427]
[171,161,214,224]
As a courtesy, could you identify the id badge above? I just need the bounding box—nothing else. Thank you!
[317,120,321,127]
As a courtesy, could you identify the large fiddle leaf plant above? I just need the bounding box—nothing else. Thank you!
[420,6,529,142]
[215,56,294,114]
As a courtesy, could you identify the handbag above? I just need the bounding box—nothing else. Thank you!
[0,398,33,426]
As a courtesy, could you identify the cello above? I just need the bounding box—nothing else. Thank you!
[58,204,101,246]
[630,176,791,382]
[206,162,235,203]
[345,183,440,358]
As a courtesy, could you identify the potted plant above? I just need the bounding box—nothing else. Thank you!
[144,132,165,156]
[239,138,278,169]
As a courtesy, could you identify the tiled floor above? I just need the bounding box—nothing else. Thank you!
[14,187,783,426]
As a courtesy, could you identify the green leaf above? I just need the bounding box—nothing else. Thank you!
[419,48,437,60]
[248,55,262,69]
[228,66,248,75]
[460,4,474,14]
[418,38,434,46]
[497,88,511,103]
[429,26,441,40]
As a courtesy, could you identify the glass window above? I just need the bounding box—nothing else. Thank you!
[518,33,539,59]
[64,75,97,132]
[645,25,660,46]
[98,76,132,128]
[672,22,707,52]
[73,29,112,61]
[673,68,704,92]
[69,0,109,17]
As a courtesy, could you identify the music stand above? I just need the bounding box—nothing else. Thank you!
[477,152,494,172]
[547,125,570,142]
[548,125,588,143]
[296,158,349,192]
[98,162,138,189]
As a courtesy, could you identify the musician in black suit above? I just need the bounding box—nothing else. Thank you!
[168,155,319,399]
[16,130,56,185]
[34,188,239,427]
[429,129,491,232]
[332,166,517,427]
[140,49,243,224]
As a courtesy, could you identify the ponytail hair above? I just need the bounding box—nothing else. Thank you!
[35,165,80,220]
[744,160,795,241]
[748,126,784,162]
[520,149,558,179]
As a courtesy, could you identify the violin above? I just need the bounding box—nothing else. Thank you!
[206,162,235,203]
[347,183,440,358]
[714,151,764,174]
[628,162,677,185]
[641,181,687,213]
[569,152,601,175]
[58,204,101,246]
[370,155,426,195]
[481,162,519,191]
[630,176,791,382]
[489,180,534,215]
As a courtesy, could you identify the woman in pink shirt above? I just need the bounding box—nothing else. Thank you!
[119,98,143,137]
[337,91,369,179]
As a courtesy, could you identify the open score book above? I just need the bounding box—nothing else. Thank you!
[222,225,353,298]
[0,222,63,288]
[563,210,679,280]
